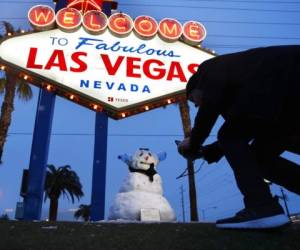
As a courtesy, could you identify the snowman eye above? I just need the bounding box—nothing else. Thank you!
[148,153,152,157]
[139,152,143,157]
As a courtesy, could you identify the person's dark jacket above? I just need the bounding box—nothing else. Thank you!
[188,45,300,152]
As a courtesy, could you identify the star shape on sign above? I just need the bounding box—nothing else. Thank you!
[67,0,103,14]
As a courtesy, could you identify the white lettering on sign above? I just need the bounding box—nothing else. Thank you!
[0,28,214,114]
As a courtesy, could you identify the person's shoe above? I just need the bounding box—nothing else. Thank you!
[216,204,290,229]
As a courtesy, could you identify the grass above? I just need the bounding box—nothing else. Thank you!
[1,220,299,250]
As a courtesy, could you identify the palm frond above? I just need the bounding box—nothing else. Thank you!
[74,204,90,221]
[74,208,81,219]
[16,81,33,101]
[47,164,57,174]
[2,21,15,35]
[44,164,84,203]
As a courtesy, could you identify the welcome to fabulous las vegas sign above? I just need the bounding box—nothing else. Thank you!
[0,1,215,119]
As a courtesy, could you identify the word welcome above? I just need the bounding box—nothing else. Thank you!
[28,5,207,44]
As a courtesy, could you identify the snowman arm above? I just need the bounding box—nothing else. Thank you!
[157,152,167,162]
[118,154,132,166]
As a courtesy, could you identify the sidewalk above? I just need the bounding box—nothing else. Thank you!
[1,220,299,250]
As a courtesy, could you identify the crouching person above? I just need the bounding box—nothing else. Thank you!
[178,45,300,229]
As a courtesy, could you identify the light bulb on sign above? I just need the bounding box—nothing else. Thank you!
[46,85,53,91]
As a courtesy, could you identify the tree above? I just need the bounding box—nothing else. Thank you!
[178,100,199,221]
[0,213,9,220]
[74,204,91,222]
[0,21,33,163]
[44,164,84,221]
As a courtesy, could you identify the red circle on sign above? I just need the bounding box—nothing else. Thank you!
[28,5,56,31]
[56,7,82,32]
[83,10,108,34]
[182,21,206,45]
[158,18,182,42]
[108,13,133,36]
[134,15,158,39]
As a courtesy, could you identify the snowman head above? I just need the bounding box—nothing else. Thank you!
[118,149,167,182]
[132,148,159,171]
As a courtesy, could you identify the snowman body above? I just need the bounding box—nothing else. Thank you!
[108,149,176,221]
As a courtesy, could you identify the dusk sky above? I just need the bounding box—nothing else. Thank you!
[0,0,300,222]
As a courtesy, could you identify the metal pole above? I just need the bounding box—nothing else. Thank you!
[90,112,108,221]
[180,185,186,222]
[23,90,56,220]
[55,0,68,12]
[90,1,112,221]
[178,100,199,221]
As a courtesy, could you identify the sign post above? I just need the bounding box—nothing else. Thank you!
[23,90,56,220]
[90,112,108,221]
[90,1,112,221]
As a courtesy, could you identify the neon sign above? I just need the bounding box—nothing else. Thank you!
[67,0,103,13]
[0,3,214,119]
[28,5,207,44]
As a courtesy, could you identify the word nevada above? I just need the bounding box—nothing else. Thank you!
[28,5,207,44]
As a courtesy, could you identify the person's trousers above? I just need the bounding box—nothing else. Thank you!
[217,119,300,208]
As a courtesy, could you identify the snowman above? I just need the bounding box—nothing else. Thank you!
[108,148,176,222]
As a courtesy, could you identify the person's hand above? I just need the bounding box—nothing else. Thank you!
[177,138,190,157]
[201,142,224,164]
[177,138,202,160]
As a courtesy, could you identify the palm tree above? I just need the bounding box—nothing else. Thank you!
[0,213,9,220]
[74,204,91,222]
[0,22,33,163]
[178,100,199,221]
[44,164,84,221]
